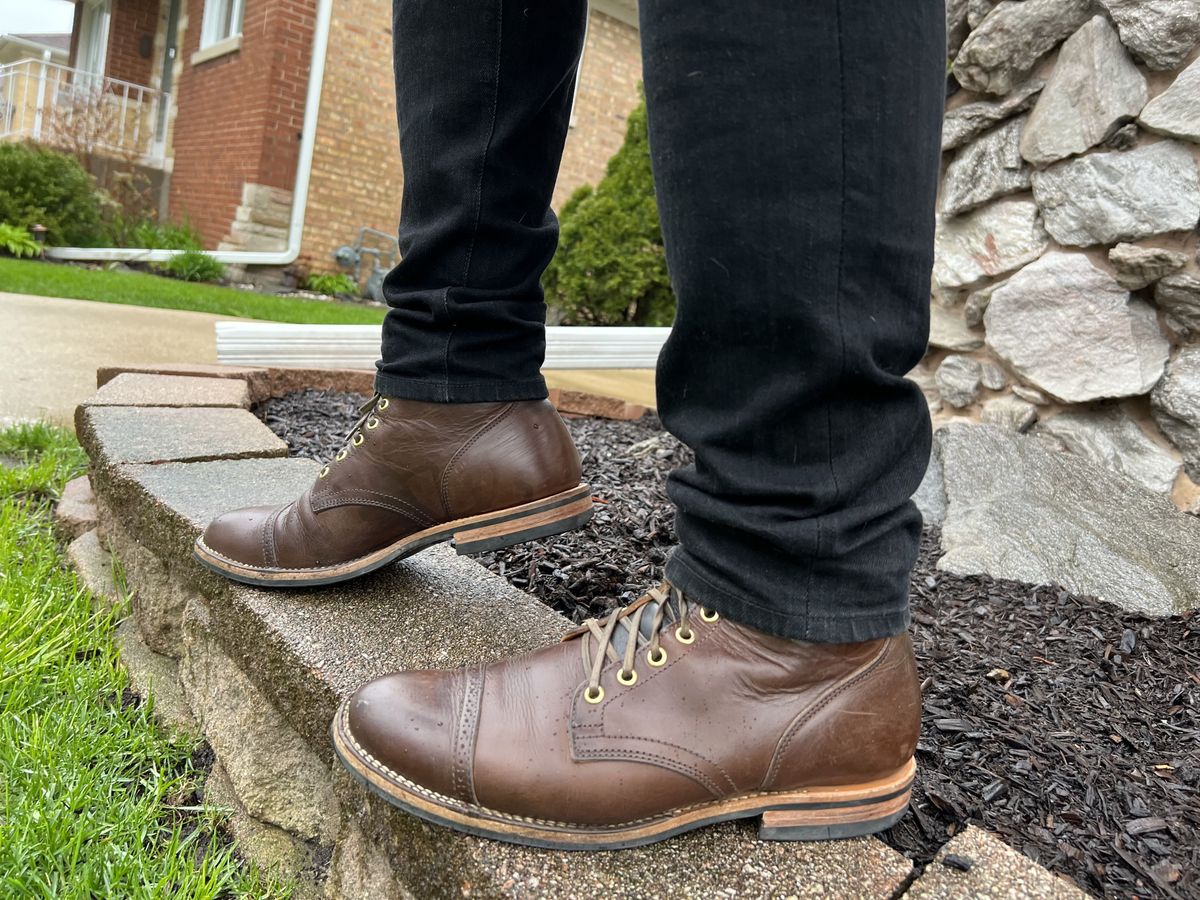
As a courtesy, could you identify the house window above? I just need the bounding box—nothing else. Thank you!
[200,0,245,49]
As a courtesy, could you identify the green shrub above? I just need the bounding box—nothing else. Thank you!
[0,223,39,258]
[543,99,674,326]
[162,249,226,283]
[303,272,359,296]
[119,218,203,251]
[0,143,110,247]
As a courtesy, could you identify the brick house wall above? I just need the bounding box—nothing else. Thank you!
[299,3,642,275]
[105,0,158,87]
[167,0,314,248]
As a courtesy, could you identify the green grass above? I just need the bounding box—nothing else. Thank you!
[0,424,289,898]
[0,257,386,325]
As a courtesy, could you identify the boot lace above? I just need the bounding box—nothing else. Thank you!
[577,583,719,703]
[318,393,389,479]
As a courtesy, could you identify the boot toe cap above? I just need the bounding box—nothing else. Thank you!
[199,505,278,567]
[343,670,466,801]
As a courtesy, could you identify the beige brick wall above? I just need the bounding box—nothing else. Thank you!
[299,4,643,275]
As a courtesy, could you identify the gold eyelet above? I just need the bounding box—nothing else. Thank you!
[335,448,348,461]
[584,685,604,704]
[366,417,380,430]
[377,397,390,410]
[352,433,364,447]
[318,466,330,479]
[675,626,695,645]
[617,668,637,686]
[700,608,720,623]
[647,647,667,668]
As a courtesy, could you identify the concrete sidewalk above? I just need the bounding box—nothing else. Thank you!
[0,291,657,427]
[1,292,221,426]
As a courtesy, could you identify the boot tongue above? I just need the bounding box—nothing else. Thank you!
[606,594,681,657]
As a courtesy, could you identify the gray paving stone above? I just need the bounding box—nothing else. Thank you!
[55,475,98,539]
[97,363,267,388]
[902,825,1087,898]
[67,529,122,611]
[115,618,197,735]
[77,406,287,467]
[86,373,251,409]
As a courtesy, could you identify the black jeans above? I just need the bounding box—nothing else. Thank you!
[378,0,945,642]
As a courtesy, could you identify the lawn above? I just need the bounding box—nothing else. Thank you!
[0,423,288,898]
[0,257,386,325]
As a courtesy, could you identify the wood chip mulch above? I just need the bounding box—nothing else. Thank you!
[257,390,1199,898]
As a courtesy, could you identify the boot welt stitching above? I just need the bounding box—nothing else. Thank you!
[339,703,909,831]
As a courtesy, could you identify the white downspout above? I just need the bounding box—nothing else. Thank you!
[46,0,334,267]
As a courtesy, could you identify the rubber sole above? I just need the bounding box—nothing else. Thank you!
[192,484,593,587]
[331,701,915,851]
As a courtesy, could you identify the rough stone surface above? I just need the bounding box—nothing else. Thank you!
[1013,385,1050,405]
[55,475,98,539]
[1108,242,1189,290]
[1103,121,1140,149]
[984,252,1170,402]
[935,355,984,409]
[966,0,993,30]
[980,361,1008,391]
[115,618,197,734]
[67,529,121,611]
[982,395,1038,432]
[929,304,984,352]
[941,116,1032,216]
[77,406,287,466]
[1154,271,1200,338]
[913,450,948,527]
[1152,347,1200,481]
[932,198,1050,289]
[1036,406,1181,494]
[85,373,251,409]
[323,822,414,900]
[1018,16,1148,166]
[942,80,1044,151]
[1097,0,1200,70]
[963,281,1000,327]
[1031,142,1200,246]
[93,363,374,405]
[952,0,1094,95]
[180,600,341,843]
[338,768,913,900]
[96,363,267,389]
[105,523,203,658]
[903,826,1088,899]
[202,762,327,900]
[947,0,970,58]
[937,423,1200,615]
[1140,57,1200,142]
[908,364,943,415]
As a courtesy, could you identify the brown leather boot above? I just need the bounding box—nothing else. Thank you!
[332,583,921,849]
[194,396,590,586]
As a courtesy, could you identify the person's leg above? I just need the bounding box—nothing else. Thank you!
[648,1,944,642]
[377,0,587,402]
[194,0,593,587]
[335,0,946,847]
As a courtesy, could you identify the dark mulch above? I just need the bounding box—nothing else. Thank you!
[257,390,1199,899]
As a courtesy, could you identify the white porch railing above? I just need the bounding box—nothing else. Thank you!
[0,58,169,165]
[216,323,672,370]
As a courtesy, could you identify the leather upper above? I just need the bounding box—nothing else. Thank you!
[344,598,921,827]
[200,397,581,569]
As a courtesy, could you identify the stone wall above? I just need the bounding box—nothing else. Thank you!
[925,0,1200,513]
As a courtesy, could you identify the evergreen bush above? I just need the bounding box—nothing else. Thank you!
[0,143,110,247]
[543,99,674,326]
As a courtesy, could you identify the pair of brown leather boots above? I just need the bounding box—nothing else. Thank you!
[196,397,920,849]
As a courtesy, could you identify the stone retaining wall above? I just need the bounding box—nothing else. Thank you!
[927,0,1200,514]
[65,365,1085,898]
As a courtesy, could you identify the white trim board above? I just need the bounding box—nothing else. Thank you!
[215,322,669,370]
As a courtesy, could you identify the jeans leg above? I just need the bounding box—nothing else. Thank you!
[377,0,587,403]
[640,0,945,641]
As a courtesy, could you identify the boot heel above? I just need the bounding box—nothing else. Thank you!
[758,785,912,842]
[452,489,594,555]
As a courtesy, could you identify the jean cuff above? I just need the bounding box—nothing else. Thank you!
[374,372,549,403]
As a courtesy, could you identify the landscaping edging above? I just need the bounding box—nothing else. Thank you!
[65,364,1085,899]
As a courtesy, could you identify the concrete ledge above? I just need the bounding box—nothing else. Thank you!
[86,373,251,409]
[77,406,287,466]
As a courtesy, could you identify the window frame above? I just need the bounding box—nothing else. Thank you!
[199,0,245,51]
